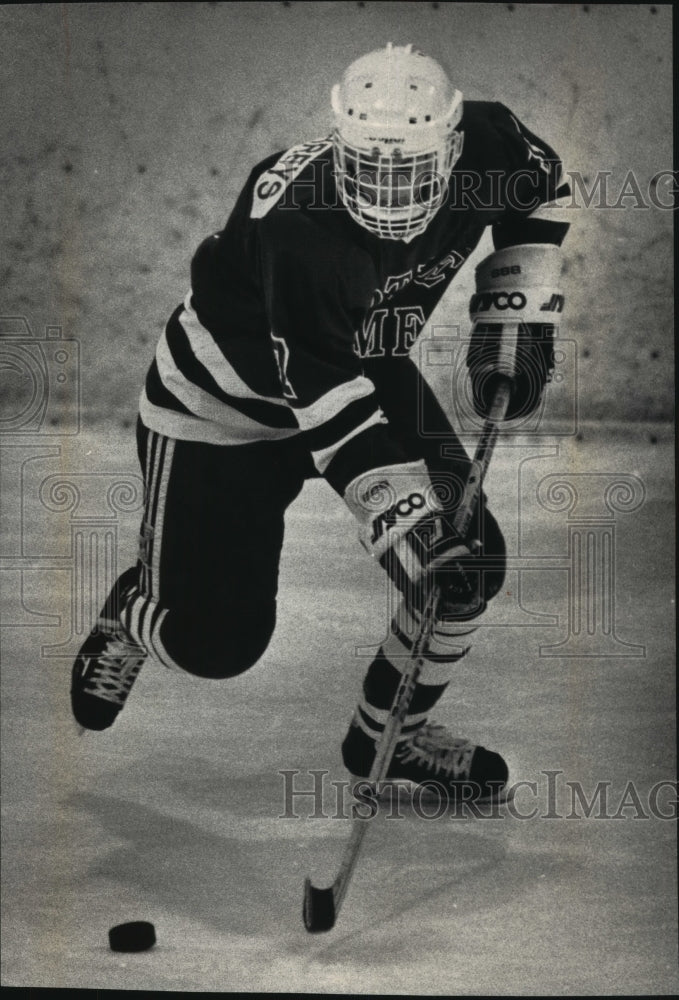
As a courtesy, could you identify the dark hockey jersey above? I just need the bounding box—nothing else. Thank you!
[140,101,570,495]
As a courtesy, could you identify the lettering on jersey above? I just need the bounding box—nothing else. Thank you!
[384,271,413,297]
[250,139,332,219]
[470,290,527,312]
[355,305,425,359]
[368,251,467,311]
[393,306,425,356]
[356,251,468,358]
[271,332,297,399]
[369,288,385,309]
[413,250,465,288]
[356,309,388,358]
[370,492,427,543]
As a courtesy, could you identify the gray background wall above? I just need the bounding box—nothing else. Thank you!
[1,2,674,425]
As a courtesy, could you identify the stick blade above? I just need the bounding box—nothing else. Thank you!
[303,878,336,933]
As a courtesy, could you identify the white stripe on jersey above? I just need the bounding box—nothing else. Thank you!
[179,293,288,405]
[155,331,297,436]
[146,308,383,459]
[311,408,386,474]
[156,331,236,422]
[294,375,375,430]
[139,389,299,445]
[526,164,572,222]
[526,193,572,222]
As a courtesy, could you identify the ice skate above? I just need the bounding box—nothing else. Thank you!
[342,714,509,804]
[70,567,147,732]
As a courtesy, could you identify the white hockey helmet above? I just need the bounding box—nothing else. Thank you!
[331,43,463,241]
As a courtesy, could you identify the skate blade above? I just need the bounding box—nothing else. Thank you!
[349,777,515,810]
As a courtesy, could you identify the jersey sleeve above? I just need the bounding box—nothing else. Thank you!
[489,102,572,249]
[259,215,411,493]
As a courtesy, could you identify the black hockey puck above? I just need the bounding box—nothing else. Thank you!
[108,920,156,952]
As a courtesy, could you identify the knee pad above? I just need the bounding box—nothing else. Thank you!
[157,606,275,679]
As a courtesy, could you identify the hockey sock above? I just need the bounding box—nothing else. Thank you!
[354,600,478,740]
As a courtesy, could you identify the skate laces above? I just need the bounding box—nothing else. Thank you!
[85,635,146,706]
[396,722,475,779]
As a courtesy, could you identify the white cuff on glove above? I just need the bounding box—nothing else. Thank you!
[343,460,441,561]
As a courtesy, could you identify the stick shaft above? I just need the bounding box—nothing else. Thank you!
[304,377,512,929]
[454,378,512,538]
[331,586,440,914]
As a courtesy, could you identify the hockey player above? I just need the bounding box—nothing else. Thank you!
[71,44,569,802]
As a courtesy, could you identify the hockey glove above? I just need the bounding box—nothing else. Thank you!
[343,460,479,613]
[467,244,563,420]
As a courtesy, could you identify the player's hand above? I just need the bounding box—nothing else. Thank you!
[343,461,480,611]
[467,323,556,421]
[392,510,483,614]
[466,244,563,421]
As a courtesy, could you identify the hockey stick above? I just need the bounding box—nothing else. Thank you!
[303,376,512,933]
[454,375,512,539]
[303,584,440,933]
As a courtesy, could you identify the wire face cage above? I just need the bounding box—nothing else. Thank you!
[332,131,463,240]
